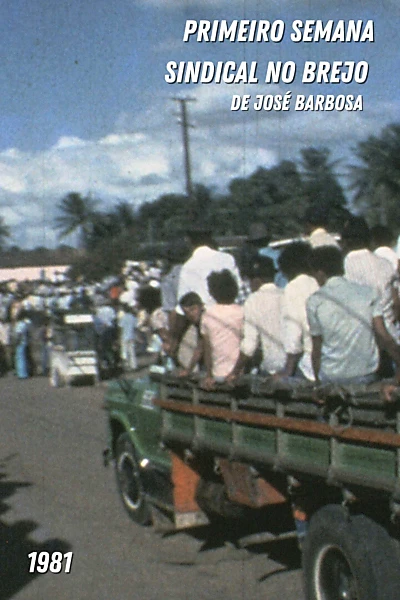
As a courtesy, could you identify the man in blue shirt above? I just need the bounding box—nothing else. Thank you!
[306,246,400,385]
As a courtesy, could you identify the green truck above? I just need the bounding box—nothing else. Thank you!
[103,371,400,600]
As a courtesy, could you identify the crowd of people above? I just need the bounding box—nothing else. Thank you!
[0,261,167,380]
[158,212,400,396]
[2,208,400,398]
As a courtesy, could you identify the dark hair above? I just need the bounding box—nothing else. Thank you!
[248,256,276,281]
[370,225,394,248]
[187,228,215,249]
[179,291,203,308]
[137,286,161,313]
[165,241,190,265]
[309,246,344,278]
[278,241,312,279]
[341,216,370,250]
[207,269,238,304]
[16,309,30,322]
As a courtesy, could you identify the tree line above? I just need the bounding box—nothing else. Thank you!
[2,122,400,281]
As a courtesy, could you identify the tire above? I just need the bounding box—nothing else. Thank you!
[303,504,400,600]
[115,433,151,526]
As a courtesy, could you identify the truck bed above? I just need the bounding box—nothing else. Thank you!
[153,374,400,500]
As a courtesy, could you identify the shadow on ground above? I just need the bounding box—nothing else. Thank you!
[0,455,72,600]
[157,504,302,579]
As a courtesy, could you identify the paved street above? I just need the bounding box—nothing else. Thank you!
[0,374,303,600]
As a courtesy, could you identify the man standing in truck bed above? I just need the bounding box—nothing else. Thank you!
[341,216,400,377]
[176,227,242,309]
[169,227,242,360]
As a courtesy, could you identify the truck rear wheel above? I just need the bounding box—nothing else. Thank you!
[303,504,400,600]
[115,433,151,526]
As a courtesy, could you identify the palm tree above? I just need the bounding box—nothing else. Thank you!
[300,147,349,229]
[348,123,400,225]
[83,201,137,249]
[55,192,99,248]
[112,201,136,233]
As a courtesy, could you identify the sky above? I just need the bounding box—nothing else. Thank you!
[0,0,399,248]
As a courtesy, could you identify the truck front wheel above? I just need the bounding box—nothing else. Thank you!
[115,433,151,526]
[303,505,400,600]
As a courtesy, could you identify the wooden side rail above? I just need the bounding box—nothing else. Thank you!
[154,397,400,449]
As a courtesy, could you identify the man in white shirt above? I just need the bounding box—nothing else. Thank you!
[278,241,319,380]
[371,225,400,273]
[342,217,400,376]
[342,217,399,341]
[176,228,242,309]
[370,225,400,337]
[228,256,286,379]
[170,227,242,361]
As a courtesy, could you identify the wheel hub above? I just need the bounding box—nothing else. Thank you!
[315,545,360,600]
[117,451,141,510]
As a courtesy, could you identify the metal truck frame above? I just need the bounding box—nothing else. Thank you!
[104,372,400,600]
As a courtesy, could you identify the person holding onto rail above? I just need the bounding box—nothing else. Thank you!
[306,246,400,386]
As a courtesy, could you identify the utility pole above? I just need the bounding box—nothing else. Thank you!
[172,97,196,200]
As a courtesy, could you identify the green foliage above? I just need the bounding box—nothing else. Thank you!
[55,192,99,248]
[136,192,193,242]
[226,160,313,238]
[300,147,350,230]
[349,123,400,227]
[57,146,350,282]
[68,232,136,282]
[58,196,139,280]
[55,124,400,280]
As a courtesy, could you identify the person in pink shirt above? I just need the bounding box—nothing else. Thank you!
[200,269,244,389]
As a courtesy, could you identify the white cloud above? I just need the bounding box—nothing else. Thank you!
[0,206,26,227]
[0,164,27,194]
[52,137,88,150]
[0,81,396,248]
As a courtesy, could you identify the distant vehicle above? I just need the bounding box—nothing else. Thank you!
[49,313,99,387]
